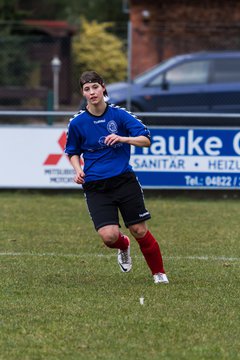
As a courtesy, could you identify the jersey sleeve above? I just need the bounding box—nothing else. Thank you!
[64,121,82,156]
[119,108,151,140]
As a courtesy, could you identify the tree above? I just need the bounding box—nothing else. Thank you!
[14,0,127,24]
[63,0,127,23]
[0,34,32,86]
[0,2,32,87]
[0,0,30,21]
[73,18,127,84]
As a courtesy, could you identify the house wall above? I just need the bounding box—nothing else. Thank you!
[28,36,72,104]
[23,20,75,105]
[130,0,240,77]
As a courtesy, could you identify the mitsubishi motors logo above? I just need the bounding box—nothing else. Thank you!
[43,130,83,185]
[43,131,67,165]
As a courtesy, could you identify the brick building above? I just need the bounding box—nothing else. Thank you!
[130,0,240,77]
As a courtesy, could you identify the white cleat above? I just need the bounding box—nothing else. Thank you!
[117,245,132,273]
[153,272,169,284]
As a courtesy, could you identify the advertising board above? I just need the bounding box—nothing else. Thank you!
[132,127,240,189]
[0,127,78,189]
[0,126,240,189]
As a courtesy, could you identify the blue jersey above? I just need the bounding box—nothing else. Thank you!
[65,104,150,182]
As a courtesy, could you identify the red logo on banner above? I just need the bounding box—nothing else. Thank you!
[43,131,84,166]
[43,131,67,165]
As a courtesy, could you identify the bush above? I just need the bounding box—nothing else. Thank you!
[73,18,127,86]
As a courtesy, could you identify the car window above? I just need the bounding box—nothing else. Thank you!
[133,58,174,84]
[164,60,210,85]
[146,73,164,86]
[211,59,240,83]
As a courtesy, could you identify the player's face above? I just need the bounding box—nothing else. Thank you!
[82,82,105,105]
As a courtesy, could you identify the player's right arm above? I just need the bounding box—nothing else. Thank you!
[69,155,85,184]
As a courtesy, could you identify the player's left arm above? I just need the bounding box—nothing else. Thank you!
[105,134,150,147]
[105,109,151,147]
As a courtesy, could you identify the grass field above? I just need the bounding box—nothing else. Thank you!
[0,191,239,360]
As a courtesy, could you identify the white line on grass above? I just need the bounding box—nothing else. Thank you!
[0,252,239,261]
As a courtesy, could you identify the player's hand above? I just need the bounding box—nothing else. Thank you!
[74,169,85,184]
[105,134,125,146]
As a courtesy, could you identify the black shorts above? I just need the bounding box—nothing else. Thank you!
[82,172,151,230]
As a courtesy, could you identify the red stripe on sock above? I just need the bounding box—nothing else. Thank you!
[136,230,165,275]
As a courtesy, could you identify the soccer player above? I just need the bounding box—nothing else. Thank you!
[65,71,169,284]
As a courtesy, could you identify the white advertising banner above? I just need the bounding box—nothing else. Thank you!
[1,125,240,189]
[0,126,79,188]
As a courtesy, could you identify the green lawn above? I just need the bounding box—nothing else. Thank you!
[0,191,239,360]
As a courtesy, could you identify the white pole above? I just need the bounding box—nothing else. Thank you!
[53,71,59,110]
[51,57,61,111]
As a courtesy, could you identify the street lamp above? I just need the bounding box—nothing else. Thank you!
[51,56,61,110]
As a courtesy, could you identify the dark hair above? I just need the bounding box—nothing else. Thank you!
[79,71,108,97]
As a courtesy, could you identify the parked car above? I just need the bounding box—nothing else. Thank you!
[105,51,240,125]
